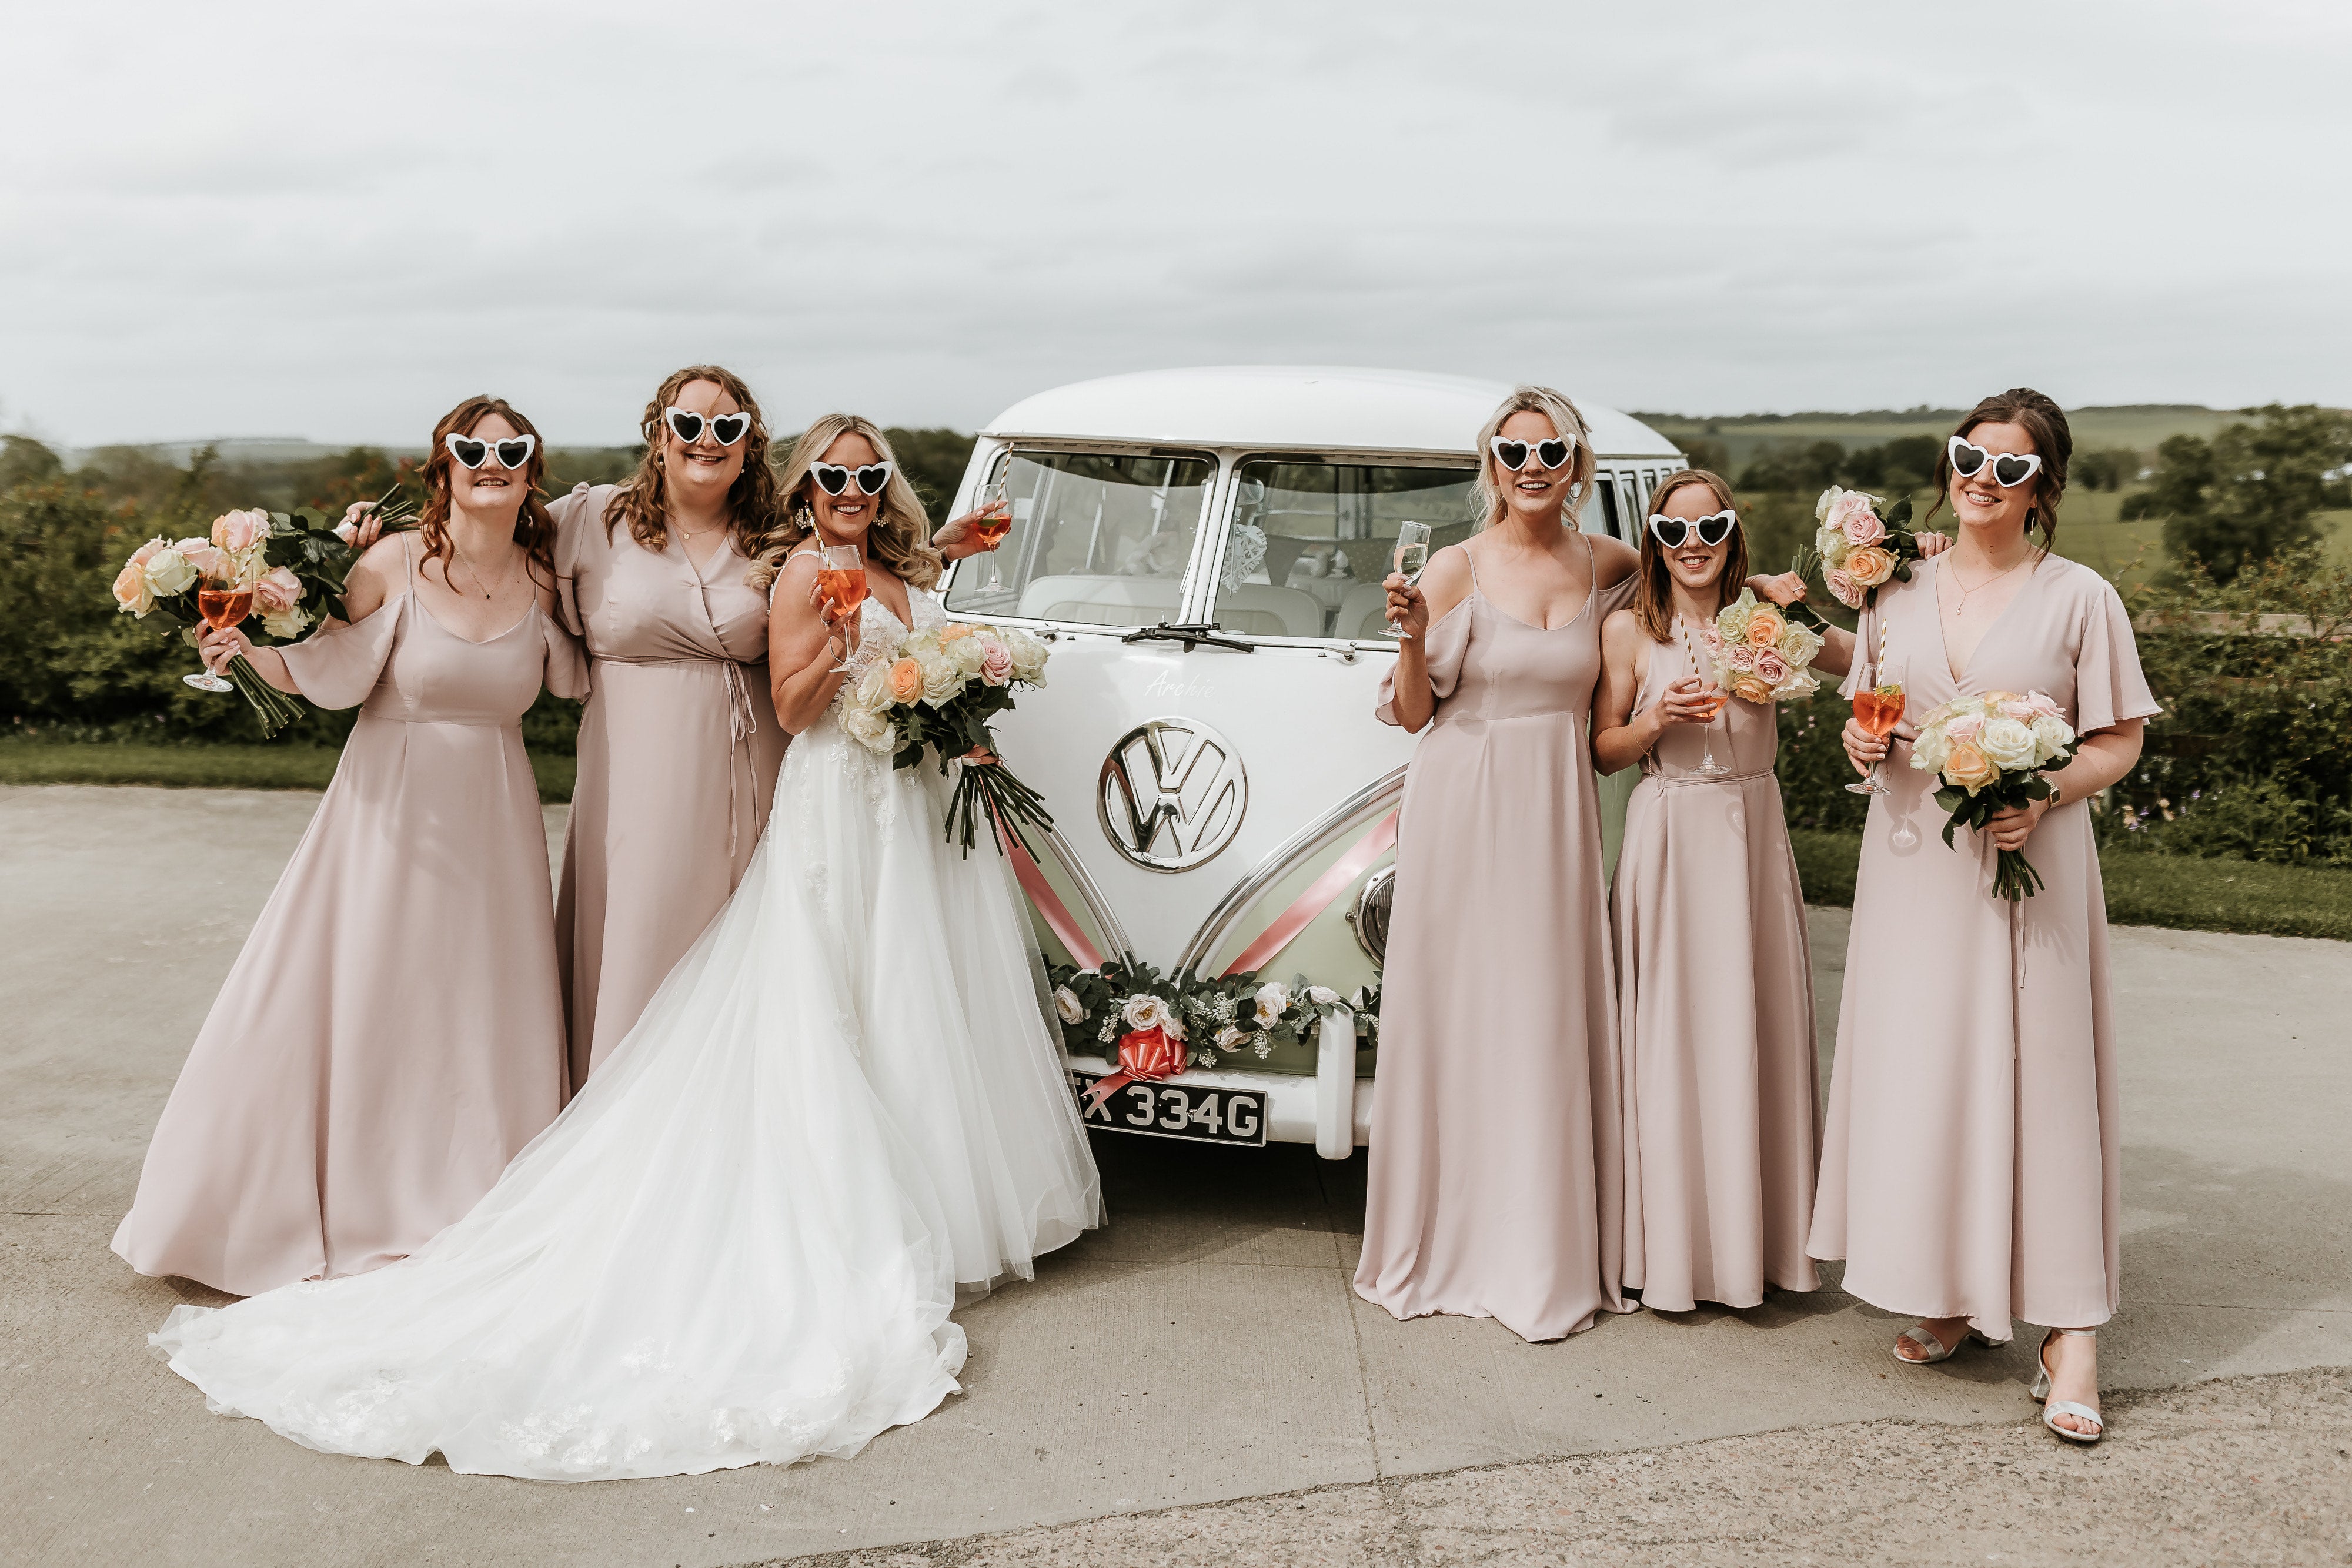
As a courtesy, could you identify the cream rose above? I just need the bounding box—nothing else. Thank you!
[143,547,197,597]
[2029,713,2073,760]
[840,702,895,754]
[1252,981,1291,1027]
[916,647,961,706]
[1815,487,1843,523]
[1844,546,1896,588]
[1053,987,1085,1025]
[259,606,311,640]
[1306,985,1341,1006]
[1978,716,2039,771]
[1121,994,1170,1033]
[1942,741,1999,791]
[1214,1024,1247,1051]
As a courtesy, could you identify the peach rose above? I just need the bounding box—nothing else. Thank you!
[938,623,973,643]
[211,508,270,554]
[1845,545,1896,587]
[1753,647,1792,685]
[252,566,303,614]
[1733,676,1773,704]
[886,656,924,703]
[1744,606,1785,646]
[111,560,155,614]
[1942,741,1999,791]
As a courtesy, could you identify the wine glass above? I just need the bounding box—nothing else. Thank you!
[1385,521,1434,638]
[184,576,256,693]
[973,463,1014,594]
[816,543,868,673]
[1845,656,1907,797]
[1681,618,1730,777]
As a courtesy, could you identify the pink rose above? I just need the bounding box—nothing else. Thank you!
[1947,713,1984,743]
[176,540,229,582]
[211,509,269,554]
[1753,647,1791,684]
[1700,627,1726,658]
[1825,567,1861,608]
[128,536,168,567]
[2026,690,2063,718]
[977,635,1013,687]
[1826,491,1880,540]
[1998,698,2036,722]
[253,565,303,613]
[1726,644,1758,673]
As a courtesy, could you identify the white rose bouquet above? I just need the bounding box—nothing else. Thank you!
[837,619,1054,855]
[1700,587,1823,706]
[1908,689,2081,901]
[1805,486,1932,611]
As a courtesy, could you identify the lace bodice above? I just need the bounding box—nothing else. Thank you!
[840,586,948,681]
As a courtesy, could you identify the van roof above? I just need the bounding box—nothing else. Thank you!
[979,365,1683,460]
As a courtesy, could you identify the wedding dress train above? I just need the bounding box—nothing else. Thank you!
[149,590,1103,1481]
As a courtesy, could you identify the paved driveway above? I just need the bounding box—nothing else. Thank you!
[4,785,2347,1566]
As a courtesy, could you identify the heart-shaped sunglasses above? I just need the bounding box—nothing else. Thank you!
[1647,510,1739,549]
[1489,432,1579,472]
[445,432,536,470]
[811,459,894,497]
[1947,434,2043,488]
[665,407,751,447]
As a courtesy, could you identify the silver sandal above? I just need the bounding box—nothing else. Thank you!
[1891,1322,1994,1365]
[2030,1328,2105,1444]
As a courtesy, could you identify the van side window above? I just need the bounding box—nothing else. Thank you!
[1205,459,1478,641]
[945,451,1215,628]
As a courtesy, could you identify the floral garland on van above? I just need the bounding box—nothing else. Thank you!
[1045,957,1378,1074]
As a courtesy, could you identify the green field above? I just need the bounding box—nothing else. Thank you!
[0,741,576,803]
[1789,829,2352,942]
[1640,405,2249,477]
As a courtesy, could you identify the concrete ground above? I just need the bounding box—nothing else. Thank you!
[4,784,2347,1567]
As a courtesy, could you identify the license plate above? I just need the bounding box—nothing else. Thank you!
[1071,1072,1267,1148]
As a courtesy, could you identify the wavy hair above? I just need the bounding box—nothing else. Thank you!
[1468,385,1599,533]
[747,414,942,594]
[609,364,786,558]
[1925,387,2073,557]
[416,395,556,590]
[1631,469,1750,643]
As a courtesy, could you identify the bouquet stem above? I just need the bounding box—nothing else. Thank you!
[948,758,1055,859]
[222,654,306,738]
[1992,847,2046,902]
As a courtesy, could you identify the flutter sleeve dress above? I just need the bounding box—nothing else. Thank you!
[112,552,586,1296]
[1806,554,2161,1340]
[549,484,790,1089]
[1352,540,1639,1342]
[1610,622,1820,1313]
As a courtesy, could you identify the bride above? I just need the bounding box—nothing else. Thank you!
[149,415,1103,1482]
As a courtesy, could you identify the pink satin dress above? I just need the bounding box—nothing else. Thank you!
[113,549,586,1296]
[1354,540,1638,1342]
[1611,624,1820,1313]
[549,484,789,1089]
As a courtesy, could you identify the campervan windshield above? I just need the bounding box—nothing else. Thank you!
[943,450,1215,629]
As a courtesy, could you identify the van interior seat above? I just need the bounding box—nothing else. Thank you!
[1017,574,1184,626]
[1213,583,1328,638]
[1334,581,1400,642]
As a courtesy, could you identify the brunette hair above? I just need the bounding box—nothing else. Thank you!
[609,364,785,557]
[1631,469,1750,642]
[1926,387,2072,557]
[417,396,556,590]
[1468,385,1599,532]
[747,414,942,594]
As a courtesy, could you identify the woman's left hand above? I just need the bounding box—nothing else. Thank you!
[963,747,997,766]
[1915,529,1952,557]
[1985,796,2050,852]
[1753,571,1810,607]
[933,503,1010,562]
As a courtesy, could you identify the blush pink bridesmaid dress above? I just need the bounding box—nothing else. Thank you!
[1354,540,1638,1342]
[1807,554,2160,1340]
[549,484,789,1089]
[113,542,587,1296]
[1610,623,1820,1313]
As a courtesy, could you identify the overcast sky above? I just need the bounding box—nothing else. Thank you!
[5,0,2347,448]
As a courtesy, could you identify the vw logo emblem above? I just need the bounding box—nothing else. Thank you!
[1097,717,1248,872]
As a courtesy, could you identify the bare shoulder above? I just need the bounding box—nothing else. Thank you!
[767,548,825,619]
[345,534,410,605]
[1588,531,1641,585]
[1599,606,1643,655]
[1419,541,1475,595]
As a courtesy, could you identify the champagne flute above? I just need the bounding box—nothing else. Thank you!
[973,464,1014,594]
[816,543,868,673]
[184,575,256,693]
[1385,520,1434,638]
[1846,656,1906,796]
[1681,618,1730,777]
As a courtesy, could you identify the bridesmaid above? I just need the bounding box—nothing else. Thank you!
[1809,388,2156,1445]
[1593,470,1847,1313]
[1353,386,1645,1340]
[113,396,584,1296]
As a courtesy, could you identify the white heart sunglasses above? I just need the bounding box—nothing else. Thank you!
[444,432,536,470]
[1948,434,2043,488]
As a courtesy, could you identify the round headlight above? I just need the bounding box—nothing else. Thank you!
[1345,865,1394,964]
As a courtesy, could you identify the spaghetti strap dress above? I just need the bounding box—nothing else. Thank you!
[1354,537,1639,1342]
[112,543,587,1296]
[1806,555,2161,1339]
[1611,623,1820,1313]
[549,484,790,1090]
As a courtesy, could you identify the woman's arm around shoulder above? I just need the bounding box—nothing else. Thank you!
[766,551,851,735]
[1590,609,1656,774]
[1589,531,1641,587]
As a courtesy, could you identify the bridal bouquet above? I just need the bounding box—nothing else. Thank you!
[1806,486,1932,610]
[839,620,1055,855]
[1700,588,1824,704]
[1909,690,2081,901]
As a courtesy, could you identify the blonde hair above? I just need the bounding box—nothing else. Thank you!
[1468,385,1599,532]
[747,414,942,594]
[1631,469,1750,643]
[610,364,785,559]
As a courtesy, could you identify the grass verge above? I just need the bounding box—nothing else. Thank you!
[1790,828,2352,942]
[0,740,576,804]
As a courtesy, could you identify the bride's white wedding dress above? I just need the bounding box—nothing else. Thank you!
[149,588,1103,1482]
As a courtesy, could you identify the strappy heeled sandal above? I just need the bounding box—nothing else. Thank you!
[1890,1322,1994,1365]
[2030,1328,2105,1444]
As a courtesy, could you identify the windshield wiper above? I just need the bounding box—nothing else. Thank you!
[1120,621,1257,653]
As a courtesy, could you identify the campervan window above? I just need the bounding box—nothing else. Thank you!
[1202,458,1478,642]
[943,449,1217,629]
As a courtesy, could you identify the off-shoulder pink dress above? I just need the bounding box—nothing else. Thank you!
[1354,540,1638,1342]
[1807,554,2160,1339]
[549,484,789,1088]
[1611,624,1820,1313]
[112,554,587,1297]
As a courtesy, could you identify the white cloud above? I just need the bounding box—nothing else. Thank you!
[2,0,2346,447]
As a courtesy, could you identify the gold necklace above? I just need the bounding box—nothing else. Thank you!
[450,544,518,601]
[1947,552,2029,615]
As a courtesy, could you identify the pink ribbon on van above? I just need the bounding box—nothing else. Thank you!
[994,811,1103,970]
[1221,810,1399,978]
